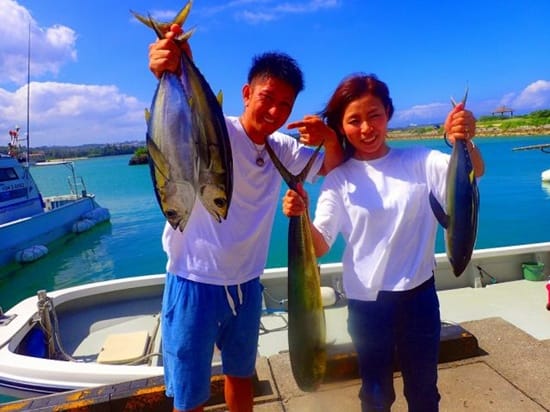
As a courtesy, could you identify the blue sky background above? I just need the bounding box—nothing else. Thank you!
[0,0,549,147]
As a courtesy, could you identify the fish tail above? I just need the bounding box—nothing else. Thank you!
[265,140,323,190]
[451,86,469,108]
[131,0,193,39]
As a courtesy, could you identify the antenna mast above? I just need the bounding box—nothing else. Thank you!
[25,23,31,167]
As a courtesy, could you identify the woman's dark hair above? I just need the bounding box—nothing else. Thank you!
[321,73,394,159]
[247,52,304,96]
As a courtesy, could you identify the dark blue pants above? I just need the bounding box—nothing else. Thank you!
[347,277,441,412]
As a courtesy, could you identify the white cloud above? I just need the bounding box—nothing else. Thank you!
[0,0,77,86]
[201,0,340,24]
[392,80,550,127]
[512,80,550,110]
[393,102,449,127]
[0,1,146,147]
[237,11,278,24]
[0,82,147,146]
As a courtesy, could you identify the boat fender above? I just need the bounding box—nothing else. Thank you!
[72,218,95,233]
[320,286,337,307]
[82,207,110,223]
[15,245,48,263]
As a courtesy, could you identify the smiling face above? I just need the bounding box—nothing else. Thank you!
[240,76,296,143]
[341,94,390,161]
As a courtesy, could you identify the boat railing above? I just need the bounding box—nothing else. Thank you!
[67,174,88,198]
[35,160,90,199]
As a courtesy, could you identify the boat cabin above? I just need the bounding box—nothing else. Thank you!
[0,154,44,225]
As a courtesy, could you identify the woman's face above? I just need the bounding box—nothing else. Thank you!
[341,94,389,160]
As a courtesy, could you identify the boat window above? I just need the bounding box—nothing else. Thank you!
[0,168,19,182]
[0,188,29,201]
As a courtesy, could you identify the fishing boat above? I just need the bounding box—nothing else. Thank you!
[0,26,109,271]
[0,154,110,269]
[0,241,549,399]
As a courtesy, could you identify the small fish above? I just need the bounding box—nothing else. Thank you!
[132,0,233,223]
[265,141,326,391]
[430,88,480,276]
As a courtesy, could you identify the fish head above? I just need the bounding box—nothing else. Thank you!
[199,183,229,222]
[165,208,188,232]
[152,172,195,233]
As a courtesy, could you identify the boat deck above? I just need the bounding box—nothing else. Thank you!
[2,279,550,411]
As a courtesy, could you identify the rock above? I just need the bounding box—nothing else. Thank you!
[129,154,148,165]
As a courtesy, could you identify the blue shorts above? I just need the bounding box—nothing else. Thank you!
[162,274,263,411]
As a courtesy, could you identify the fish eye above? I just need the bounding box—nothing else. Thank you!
[214,198,227,209]
[166,209,178,218]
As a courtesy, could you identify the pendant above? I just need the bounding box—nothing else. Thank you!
[256,157,265,167]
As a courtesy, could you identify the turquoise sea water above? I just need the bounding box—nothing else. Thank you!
[3,135,550,310]
[1,135,550,403]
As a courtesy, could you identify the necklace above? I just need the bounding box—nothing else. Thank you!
[246,137,266,167]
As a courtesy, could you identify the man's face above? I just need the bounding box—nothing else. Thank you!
[241,76,296,140]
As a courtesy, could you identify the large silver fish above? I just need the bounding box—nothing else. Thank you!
[145,68,196,232]
[429,89,479,276]
[132,1,233,223]
[132,6,197,232]
[265,141,326,392]
[180,55,233,223]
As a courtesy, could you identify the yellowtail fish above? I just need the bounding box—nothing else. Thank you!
[429,88,480,276]
[142,54,196,232]
[132,0,233,223]
[265,141,326,391]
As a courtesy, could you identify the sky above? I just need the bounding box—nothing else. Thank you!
[0,0,549,147]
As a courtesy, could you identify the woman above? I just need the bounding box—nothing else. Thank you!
[282,73,484,412]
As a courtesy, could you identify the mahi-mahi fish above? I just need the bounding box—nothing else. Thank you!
[429,88,480,276]
[265,141,326,391]
[132,0,233,223]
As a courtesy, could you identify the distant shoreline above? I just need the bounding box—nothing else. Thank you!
[388,124,550,140]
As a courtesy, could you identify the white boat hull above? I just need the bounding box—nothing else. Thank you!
[1,242,549,398]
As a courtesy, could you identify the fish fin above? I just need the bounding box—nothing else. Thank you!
[176,29,194,43]
[130,0,192,38]
[172,1,192,27]
[130,10,154,28]
[469,168,476,184]
[265,140,322,190]
[297,143,323,184]
[146,137,170,180]
[451,86,469,108]
[265,140,295,188]
[216,90,223,107]
[429,191,449,229]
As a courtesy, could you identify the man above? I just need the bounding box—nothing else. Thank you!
[149,25,343,412]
